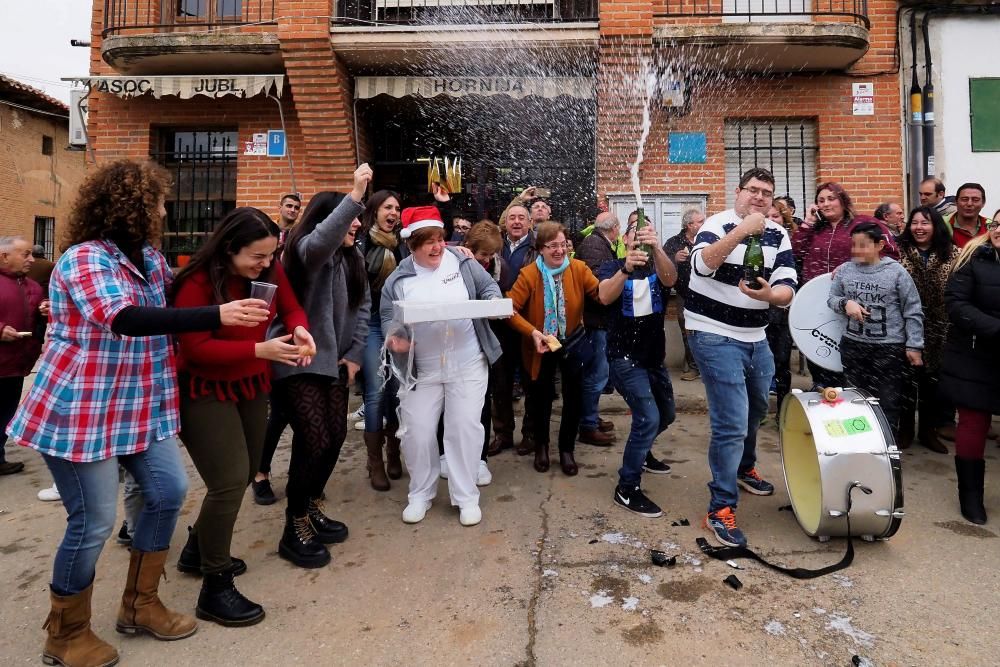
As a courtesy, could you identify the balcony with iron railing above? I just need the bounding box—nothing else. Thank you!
[653,0,871,72]
[101,0,282,74]
[329,0,600,72]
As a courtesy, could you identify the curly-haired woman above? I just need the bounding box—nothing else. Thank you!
[7,160,269,666]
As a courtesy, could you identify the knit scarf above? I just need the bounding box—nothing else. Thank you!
[536,255,569,338]
[367,227,399,291]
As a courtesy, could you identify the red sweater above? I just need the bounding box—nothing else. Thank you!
[173,263,308,400]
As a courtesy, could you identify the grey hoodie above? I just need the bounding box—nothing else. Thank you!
[828,257,924,349]
[380,247,503,365]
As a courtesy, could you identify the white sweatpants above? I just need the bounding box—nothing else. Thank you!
[397,355,488,509]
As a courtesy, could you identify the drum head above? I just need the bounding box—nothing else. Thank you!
[779,395,823,535]
[789,273,845,373]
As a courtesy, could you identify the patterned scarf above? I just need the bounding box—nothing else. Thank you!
[367,227,399,292]
[536,255,569,338]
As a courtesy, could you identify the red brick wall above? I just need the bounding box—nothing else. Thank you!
[87,0,367,221]
[598,0,904,215]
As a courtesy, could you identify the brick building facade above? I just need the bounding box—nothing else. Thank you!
[0,76,88,258]
[82,0,903,264]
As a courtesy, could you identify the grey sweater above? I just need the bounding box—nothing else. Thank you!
[828,257,924,349]
[380,247,503,365]
[271,196,369,381]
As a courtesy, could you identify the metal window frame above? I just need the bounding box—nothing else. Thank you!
[724,118,818,211]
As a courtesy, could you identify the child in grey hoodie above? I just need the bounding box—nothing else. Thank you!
[828,223,924,437]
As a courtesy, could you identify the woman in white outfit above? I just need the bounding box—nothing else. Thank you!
[381,206,503,526]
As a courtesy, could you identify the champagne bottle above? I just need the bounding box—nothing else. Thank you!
[635,207,654,256]
[743,233,765,290]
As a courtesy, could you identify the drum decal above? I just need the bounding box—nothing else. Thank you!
[823,417,874,437]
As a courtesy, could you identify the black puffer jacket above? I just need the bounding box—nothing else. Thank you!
[940,243,1000,414]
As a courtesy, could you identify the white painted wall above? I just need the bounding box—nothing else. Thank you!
[933,16,1000,216]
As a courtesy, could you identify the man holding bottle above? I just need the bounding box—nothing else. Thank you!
[684,168,798,547]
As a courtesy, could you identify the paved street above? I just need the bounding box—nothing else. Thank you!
[2,374,999,666]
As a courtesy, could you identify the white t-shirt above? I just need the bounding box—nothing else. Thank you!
[400,250,481,372]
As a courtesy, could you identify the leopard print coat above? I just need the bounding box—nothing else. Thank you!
[898,243,960,371]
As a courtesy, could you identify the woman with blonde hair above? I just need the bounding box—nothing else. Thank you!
[940,220,1000,525]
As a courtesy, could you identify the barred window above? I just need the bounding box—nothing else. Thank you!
[724,119,818,212]
[152,129,237,266]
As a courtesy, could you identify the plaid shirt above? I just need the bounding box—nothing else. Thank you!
[8,240,179,462]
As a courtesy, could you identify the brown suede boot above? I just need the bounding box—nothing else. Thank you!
[43,585,119,667]
[365,431,391,491]
[384,427,403,480]
[116,549,197,641]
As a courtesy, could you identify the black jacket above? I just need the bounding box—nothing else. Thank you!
[575,230,617,329]
[940,244,1000,414]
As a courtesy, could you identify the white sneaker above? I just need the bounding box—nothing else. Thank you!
[353,420,365,431]
[349,405,365,421]
[476,460,492,487]
[459,505,482,526]
[402,500,432,524]
[37,484,60,502]
[439,454,449,480]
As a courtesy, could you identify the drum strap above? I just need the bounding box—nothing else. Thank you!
[695,536,854,580]
[695,483,868,579]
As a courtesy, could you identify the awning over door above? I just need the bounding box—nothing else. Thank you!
[63,75,284,100]
[354,76,594,101]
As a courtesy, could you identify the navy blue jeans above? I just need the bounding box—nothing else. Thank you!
[43,437,188,595]
[689,331,774,513]
[609,359,675,487]
[580,328,609,432]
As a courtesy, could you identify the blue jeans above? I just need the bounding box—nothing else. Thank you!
[610,359,675,487]
[580,328,609,432]
[362,311,399,433]
[43,437,188,595]
[688,331,774,513]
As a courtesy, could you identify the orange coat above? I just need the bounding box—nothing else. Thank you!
[507,258,600,381]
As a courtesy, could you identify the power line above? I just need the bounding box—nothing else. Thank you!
[0,98,69,119]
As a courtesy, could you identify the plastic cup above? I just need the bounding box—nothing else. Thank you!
[250,281,278,308]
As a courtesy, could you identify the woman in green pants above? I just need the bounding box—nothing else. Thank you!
[172,207,315,626]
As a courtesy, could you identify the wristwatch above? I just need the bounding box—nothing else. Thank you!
[621,265,633,276]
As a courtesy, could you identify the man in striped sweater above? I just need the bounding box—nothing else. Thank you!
[685,168,798,547]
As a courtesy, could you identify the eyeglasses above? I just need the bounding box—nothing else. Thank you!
[987,221,1000,231]
[741,186,774,199]
[543,242,569,251]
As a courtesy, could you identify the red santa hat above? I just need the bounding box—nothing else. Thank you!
[399,205,444,239]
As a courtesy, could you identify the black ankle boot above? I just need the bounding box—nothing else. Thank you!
[177,526,248,576]
[196,570,265,627]
[955,456,987,525]
[278,510,331,568]
[307,498,349,544]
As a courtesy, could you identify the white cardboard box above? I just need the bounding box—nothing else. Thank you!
[392,298,513,324]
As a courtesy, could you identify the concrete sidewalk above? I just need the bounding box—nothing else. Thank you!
[2,369,999,666]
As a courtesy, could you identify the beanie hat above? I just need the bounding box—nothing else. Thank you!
[400,205,444,239]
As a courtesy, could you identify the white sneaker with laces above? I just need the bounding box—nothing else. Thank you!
[439,454,449,480]
[459,505,482,526]
[476,460,492,486]
[402,500,432,524]
[37,484,61,502]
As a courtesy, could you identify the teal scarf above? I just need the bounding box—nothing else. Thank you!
[536,255,569,338]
